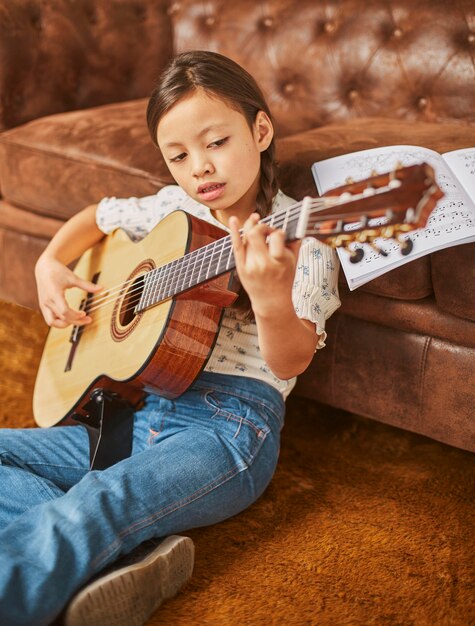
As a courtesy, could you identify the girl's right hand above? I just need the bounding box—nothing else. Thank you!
[35,255,103,328]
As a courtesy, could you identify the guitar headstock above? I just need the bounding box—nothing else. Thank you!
[301,163,444,262]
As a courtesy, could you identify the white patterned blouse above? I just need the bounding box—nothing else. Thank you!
[96,185,341,399]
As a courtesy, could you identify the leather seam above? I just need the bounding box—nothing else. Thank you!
[418,336,431,420]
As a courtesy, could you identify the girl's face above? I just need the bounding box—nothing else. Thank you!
[156,88,273,225]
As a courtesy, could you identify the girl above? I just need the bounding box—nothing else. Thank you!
[0,51,340,625]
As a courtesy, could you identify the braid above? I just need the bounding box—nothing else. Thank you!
[233,141,280,322]
[255,142,279,218]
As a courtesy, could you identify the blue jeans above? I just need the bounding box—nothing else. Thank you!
[0,372,284,626]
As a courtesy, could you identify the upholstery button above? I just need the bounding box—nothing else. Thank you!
[468,33,475,44]
[263,17,274,28]
[31,15,42,30]
[167,2,180,15]
[85,10,97,24]
[348,89,359,102]
[204,15,216,26]
[393,27,403,38]
[324,21,336,34]
[417,97,428,109]
[282,82,295,95]
[135,7,146,21]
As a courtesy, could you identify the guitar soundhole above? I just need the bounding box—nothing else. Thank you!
[119,275,144,326]
[111,259,155,342]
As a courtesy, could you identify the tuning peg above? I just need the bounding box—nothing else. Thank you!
[399,237,414,256]
[368,242,388,257]
[349,247,365,263]
[362,186,376,196]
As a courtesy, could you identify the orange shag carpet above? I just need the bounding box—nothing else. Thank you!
[0,300,474,625]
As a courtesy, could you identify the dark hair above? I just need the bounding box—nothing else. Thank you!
[146,50,279,218]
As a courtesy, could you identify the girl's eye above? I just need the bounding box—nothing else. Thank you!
[209,137,229,148]
[170,152,187,163]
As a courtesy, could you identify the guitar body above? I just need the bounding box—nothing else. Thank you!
[33,211,238,428]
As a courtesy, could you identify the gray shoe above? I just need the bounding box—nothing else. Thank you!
[64,535,195,626]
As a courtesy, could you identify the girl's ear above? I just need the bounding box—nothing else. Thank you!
[253,110,274,152]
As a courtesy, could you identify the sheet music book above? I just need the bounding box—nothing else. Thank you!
[311,145,475,290]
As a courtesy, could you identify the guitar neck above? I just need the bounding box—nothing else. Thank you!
[136,162,442,313]
[137,204,303,312]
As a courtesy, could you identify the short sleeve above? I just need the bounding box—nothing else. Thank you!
[95,185,188,242]
[292,238,341,350]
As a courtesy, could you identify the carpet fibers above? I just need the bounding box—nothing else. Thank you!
[0,300,473,625]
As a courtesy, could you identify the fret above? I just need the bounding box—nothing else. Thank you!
[205,242,213,281]
[216,237,226,275]
[138,200,308,312]
[168,256,183,300]
[189,247,199,287]
[282,205,290,236]
[161,257,176,302]
[225,245,234,271]
[180,254,191,291]
[156,265,166,304]
[196,245,207,284]
[150,268,159,307]
[145,271,153,309]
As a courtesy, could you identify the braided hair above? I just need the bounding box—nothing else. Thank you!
[147,50,279,218]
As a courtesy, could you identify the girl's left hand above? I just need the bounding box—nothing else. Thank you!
[229,212,301,317]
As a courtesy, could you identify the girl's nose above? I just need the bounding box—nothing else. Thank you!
[192,157,214,178]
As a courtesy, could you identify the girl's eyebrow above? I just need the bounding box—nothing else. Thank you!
[163,123,229,148]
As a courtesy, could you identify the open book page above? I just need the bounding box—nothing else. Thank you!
[311,145,475,290]
[442,147,475,203]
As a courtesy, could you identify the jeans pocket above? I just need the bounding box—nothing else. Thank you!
[203,390,271,467]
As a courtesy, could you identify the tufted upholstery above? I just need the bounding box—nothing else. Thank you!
[0,0,474,451]
[171,0,475,135]
[0,0,173,131]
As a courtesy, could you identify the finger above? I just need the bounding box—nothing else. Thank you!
[52,295,87,324]
[267,229,288,260]
[229,216,246,263]
[44,305,69,329]
[241,212,260,236]
[73,277,103,293]
[245,222,272,257]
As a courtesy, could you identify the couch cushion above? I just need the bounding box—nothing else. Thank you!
[337,287,475,348]
[431,245,475,322]
[2,112,474,222]
[0,99,174,220]
[295,313,475,453]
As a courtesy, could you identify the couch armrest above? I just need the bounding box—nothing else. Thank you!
[0,0,173,131]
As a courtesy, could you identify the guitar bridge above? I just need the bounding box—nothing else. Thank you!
[64,272,100,372]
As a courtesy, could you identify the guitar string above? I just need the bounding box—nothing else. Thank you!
[83,198,400,327]
[75,212,400,337]
[83,196,334,314]
[84,188,397,318]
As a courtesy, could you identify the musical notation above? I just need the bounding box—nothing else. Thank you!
[312,145,475,289]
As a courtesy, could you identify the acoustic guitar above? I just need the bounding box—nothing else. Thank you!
[33,164,443,428]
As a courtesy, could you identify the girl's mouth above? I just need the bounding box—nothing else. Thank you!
[197,182,226,201]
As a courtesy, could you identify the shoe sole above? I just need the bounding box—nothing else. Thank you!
[64,535,195,626]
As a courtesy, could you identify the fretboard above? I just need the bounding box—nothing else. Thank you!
[136,204,302,312]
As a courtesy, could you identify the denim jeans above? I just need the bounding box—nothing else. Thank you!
[0,372,285,625]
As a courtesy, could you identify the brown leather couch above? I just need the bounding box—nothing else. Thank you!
[0,0,474,452]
